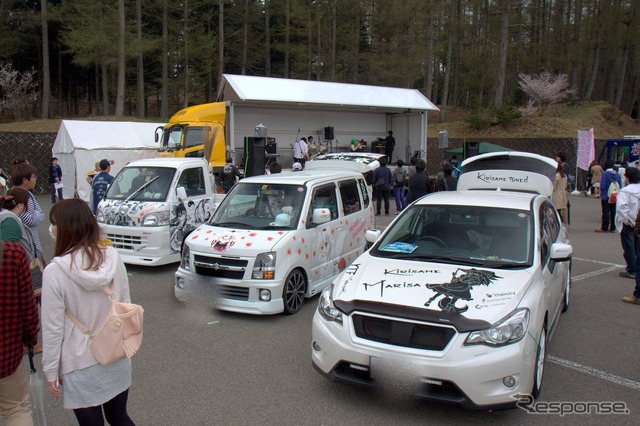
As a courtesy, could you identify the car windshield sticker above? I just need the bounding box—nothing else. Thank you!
[425,268,501,314]
[381,242,418,253]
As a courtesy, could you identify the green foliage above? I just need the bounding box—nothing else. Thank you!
[464,111,491,130]
[495,106,522,126]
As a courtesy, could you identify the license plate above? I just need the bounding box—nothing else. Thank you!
[370,356,420,394]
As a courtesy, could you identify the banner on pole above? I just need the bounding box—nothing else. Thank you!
[577,128,595,171]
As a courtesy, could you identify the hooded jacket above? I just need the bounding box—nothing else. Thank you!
[41,246,130,382]
[600,169,622,201]
[615,182,640,232]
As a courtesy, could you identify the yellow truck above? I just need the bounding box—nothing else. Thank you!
[155,102,228,171]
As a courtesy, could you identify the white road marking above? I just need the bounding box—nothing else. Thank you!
[548,259,640,390]
[570,257,625,282]
[548,355,640,391]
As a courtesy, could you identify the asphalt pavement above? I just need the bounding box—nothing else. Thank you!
[6,193,640,426]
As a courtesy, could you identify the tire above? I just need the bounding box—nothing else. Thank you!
[282,269,306,315]
[531,327,547,399]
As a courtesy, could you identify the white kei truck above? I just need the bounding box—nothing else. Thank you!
[96,158,225,266]
[174,152,385,315]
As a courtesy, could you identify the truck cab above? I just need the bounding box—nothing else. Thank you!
[174,152,385,315]
[97,158,224,266]
[155,102,228,171]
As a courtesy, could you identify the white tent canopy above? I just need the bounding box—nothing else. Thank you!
[52,120,163,200]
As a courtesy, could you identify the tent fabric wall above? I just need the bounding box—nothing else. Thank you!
[52,120,163,200]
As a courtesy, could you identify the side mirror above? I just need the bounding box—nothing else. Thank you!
[550,242,573,262]
[365,230,381,243]
[312,208,331,224]
[176,186,187,201]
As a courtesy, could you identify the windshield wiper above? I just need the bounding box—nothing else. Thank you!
[214,221,252,229]
[485,261,529,269]
[126,176,160,202]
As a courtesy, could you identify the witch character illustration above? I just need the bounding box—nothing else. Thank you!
[425,268,501,313]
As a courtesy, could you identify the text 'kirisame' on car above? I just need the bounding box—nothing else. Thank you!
[311,151,573,410]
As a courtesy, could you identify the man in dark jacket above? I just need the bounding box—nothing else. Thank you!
[48,156,63,203]
[384,131,395,162]
[371,157,393,216]
[596,159,622,232]
[91,159,114,214]
[407,159,432,203]
[221,157,242,193]
[436,163,458,191]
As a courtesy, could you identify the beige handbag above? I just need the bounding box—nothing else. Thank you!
[66,282,144,365]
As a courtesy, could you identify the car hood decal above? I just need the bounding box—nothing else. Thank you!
[100,199,167,226]
[187,225,290,255]
[332,254,533,331]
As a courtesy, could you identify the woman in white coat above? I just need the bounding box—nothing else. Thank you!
[42,199,136,426]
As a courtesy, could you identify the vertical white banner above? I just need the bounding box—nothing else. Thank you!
[577,128,595,171]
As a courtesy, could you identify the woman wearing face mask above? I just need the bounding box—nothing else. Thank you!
[41,199,136,426]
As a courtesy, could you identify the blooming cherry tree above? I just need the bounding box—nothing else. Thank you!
[0,63,39,120]
[518,71,571,116]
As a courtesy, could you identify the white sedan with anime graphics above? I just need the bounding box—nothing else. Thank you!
[312,152,573,410]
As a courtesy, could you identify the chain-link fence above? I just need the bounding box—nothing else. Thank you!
[1,132,608,194]
[0,132,57,194]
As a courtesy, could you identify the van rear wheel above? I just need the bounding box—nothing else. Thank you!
[283,269,306,315]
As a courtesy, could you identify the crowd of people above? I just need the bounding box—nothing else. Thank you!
[4,144,640,424]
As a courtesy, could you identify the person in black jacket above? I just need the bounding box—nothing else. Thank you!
[48,157,63,203]
[407,159,432,203]
[436,163,458,191]
[371,157,393,216]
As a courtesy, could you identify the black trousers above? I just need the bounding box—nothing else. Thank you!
[376,187,391,214]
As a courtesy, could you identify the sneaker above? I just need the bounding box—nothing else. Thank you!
[622,296,640,305]
[619,271,636,279]
[594,229,607,233]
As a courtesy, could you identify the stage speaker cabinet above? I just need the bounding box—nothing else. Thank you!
[465,141,480,159]
[244,137,266,177]
[324,126,334,140]
[265,137,277,154]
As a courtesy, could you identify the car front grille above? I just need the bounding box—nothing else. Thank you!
[193,255,247,279]
[352,314,455,351]
[106,233,145,251]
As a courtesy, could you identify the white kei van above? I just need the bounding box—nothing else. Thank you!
[174,152,384,315]
[97,158,224,266]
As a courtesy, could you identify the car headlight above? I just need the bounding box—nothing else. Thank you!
[318,284,342,324]
[142,210,170,226]
[96,210,105,223]
[252,252,276,279]
[180,244,191,270]
[465,308,529,347]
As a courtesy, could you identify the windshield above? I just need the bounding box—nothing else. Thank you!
[163,126,183,150]
[210,183,306,230]
[106,167,176,202]
[371,205,532,267]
